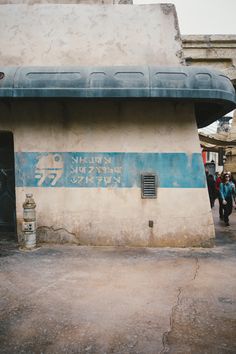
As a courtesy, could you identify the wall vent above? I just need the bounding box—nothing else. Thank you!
[141,174,157,199]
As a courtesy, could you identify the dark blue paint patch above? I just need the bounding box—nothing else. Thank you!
[15,152,206,188]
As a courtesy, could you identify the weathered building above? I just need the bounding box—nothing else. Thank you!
[0,2,235,247]
[182,35,236,175]
[182,35,236,87]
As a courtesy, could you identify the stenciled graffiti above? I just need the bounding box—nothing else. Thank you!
[15,152,206,188]
[69,154,122,187]
[35,154,64,186]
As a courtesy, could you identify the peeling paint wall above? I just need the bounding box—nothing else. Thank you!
[0,100,215,246]
[0,3,214,246]
[0,4,184,66]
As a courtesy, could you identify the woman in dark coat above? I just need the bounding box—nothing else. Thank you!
[220,173,235,226]
[206,173,217,208]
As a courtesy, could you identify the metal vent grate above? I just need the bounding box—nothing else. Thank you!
[141,174,157,199]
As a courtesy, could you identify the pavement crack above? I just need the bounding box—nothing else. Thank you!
[37,225,77,237]
[160,286,183,354]
[192,257,200,281]
[159,258,200,353]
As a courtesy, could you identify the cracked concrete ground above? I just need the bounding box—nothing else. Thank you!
[0,204,236,354]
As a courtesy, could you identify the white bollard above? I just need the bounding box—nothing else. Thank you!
[22,193,36,250]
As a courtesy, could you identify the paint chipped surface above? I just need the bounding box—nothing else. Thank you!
[0,4,182,66]
[15,152,206,188]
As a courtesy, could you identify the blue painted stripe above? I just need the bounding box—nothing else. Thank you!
[15,152,206,188]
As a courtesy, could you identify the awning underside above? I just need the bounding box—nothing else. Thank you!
[0,66,235,128]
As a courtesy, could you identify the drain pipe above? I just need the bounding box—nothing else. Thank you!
[22,193,37,250]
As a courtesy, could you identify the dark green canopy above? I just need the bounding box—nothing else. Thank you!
[0,66,235,128]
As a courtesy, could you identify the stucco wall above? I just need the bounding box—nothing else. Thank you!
[0,3,215,246]
[0,4,183,66]
[0,99,215,247]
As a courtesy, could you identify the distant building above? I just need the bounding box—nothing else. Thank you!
[183,35,236,176]
[182,35,236,88]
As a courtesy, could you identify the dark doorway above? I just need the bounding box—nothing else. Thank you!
[0,132,16,233]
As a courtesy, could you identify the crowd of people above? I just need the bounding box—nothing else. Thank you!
[206,170,236,226]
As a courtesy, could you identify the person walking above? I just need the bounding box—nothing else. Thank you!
[219,173,235,226]
[206,173,217,208]
[215,172,224,219]
[227,171,236,209]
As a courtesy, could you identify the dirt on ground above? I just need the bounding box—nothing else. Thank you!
[0,205,236,354]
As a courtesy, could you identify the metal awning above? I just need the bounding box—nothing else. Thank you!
[199,133,236,147]
[0,66,235,128]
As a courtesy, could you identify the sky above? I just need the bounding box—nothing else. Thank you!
[133,0,236,35]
